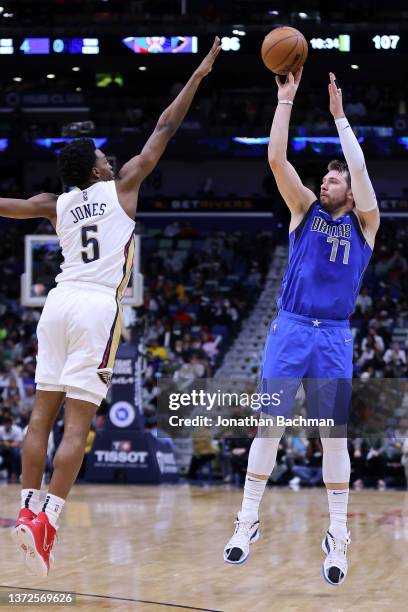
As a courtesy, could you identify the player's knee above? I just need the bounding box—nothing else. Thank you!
[65,427,89,446]
[321,437,348,452]
[27,412,51,434]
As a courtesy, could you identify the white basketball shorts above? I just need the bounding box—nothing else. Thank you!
[35,281,122,406]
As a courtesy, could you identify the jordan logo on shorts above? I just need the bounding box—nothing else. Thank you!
[97,368,113,386]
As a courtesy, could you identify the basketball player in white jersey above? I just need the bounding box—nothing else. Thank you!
[1,37,220,577]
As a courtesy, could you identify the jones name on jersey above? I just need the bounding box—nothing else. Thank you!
[70,202,107,224]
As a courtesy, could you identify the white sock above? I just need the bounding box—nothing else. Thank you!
[21,488,43,514]
[42,493,65,528]
[240,475,268,522]
[327,488,349,537]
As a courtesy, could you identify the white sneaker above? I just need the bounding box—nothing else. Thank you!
[223,512,260,564]
[289,476,301,491]
[321,530,350,586]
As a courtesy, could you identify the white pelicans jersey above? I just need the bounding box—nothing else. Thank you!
[55,180,135,294]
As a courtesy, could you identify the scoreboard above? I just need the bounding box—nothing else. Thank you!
[0,32,406,57]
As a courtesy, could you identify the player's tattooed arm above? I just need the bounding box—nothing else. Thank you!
[0,192,57,222]
[117,37,221,197]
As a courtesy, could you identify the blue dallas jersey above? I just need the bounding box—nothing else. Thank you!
[277,200,373,320]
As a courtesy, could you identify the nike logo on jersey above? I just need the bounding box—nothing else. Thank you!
[344,338,353,343]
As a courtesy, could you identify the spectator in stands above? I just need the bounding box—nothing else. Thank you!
[220,430,253,484]
[383,341,407,377]
[173,353,207,383]
[188,426,216,480]
[401,438,408,489]
[356,336,376,368]
[202,333,221,363]
[361,327,385,354]
[353,438,387,490]
[0,414,23,482]
[147,339,168,361]
[289,438,323,489]
[356,287,373,313]
[226,434,254,485]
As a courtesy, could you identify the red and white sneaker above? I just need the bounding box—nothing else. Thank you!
[13,512,56,577]
[15,507,37,526]
[11,508,37,555]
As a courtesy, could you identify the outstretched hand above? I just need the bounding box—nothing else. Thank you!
[275,66,303,102]
[194,36,222,78]
[328,72,345,119]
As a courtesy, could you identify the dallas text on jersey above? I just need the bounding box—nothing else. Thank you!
[311,216,351,238]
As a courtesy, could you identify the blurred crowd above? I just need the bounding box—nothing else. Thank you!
[4,78,406,139]
[351,221,408,379]
[0,217,407,488]
[138,223,274,423]
[185,429,408,491]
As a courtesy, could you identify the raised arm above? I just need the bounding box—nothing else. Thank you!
[0,192,57,224]
[116,37,221,216]
[268,67,317,219]
[328,72,380,243]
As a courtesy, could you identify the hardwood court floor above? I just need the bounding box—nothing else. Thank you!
[1,483,408,612]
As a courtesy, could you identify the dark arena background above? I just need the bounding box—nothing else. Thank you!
[0,1,408,610]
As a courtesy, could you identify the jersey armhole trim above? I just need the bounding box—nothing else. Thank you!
[292,200,317,243]
[350,210,368,247]
[55,192,66,236]
[112,180,137,225]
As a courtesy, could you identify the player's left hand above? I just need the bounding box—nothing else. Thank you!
[194,36,222,78]
[328,72,345,119]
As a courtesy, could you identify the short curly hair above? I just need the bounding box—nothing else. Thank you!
[58,138,97,187]
[327,159,351,189]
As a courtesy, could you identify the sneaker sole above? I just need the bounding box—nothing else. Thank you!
[321,536,346,586]
[13,524,49,578]
[11,525,30,559]
[321,562,346,586]
[223,529,260,565]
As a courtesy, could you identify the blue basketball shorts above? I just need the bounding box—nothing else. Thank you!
[258,309,353,422]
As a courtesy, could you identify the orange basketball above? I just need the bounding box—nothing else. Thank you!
[261,26,308,75]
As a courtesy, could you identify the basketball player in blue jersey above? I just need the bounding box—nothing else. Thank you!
[0,38,221,577]
[224,70,380,586]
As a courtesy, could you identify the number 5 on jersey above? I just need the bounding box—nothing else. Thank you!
[81,225,100,263]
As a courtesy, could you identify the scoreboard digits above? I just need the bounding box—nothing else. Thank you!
[20,38,50,54]
[372,34,400,50]
[15,37,100,55]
